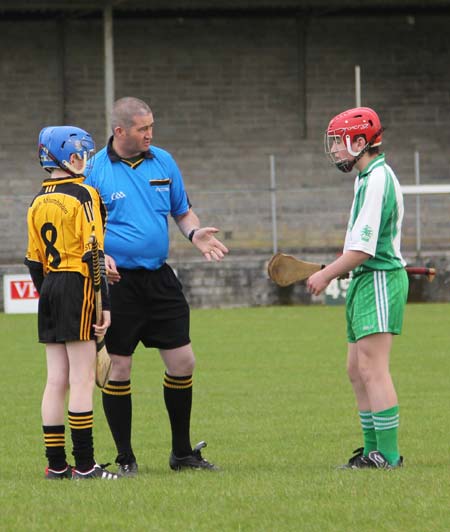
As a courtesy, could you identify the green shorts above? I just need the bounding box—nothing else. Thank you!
[346,268,409,343]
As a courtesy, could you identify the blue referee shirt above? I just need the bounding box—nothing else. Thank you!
[85,139,190,270]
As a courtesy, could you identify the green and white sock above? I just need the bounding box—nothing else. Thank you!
[373,405,400,465]
[359,411,377,456]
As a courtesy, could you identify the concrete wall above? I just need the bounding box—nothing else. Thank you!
[1,11,449,265]
[1,251,448,313]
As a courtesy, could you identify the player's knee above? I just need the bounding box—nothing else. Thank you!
[183,355,196,375]
[160,344,195,375]
[173,360,195,376]
[46,376,69,394]
[355,362,376,387]
[69,368,95,388]
[167,354,195,376]
[109,354,132,379]
[347,360,359,381]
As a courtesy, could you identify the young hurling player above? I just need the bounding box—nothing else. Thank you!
[25,126,118,480]
[307,107,407,469]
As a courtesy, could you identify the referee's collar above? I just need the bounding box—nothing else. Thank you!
[106,136,154,162]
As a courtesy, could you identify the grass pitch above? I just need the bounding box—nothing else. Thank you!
[0,304,449,532]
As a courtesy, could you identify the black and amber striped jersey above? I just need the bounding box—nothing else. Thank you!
[25,175,107,286]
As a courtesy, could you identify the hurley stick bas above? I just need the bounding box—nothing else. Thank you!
[267,253,324,287]
[268,252,436,287]
[89,233,112,388]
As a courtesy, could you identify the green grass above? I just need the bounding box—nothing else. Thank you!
[1,304,449,531]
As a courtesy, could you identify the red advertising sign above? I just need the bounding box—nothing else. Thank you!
[10,280,39,299]
[3,274,39,313]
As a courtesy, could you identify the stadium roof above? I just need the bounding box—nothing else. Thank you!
[1,0,450,16]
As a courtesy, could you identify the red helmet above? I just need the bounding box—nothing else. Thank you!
[324,107,383,172]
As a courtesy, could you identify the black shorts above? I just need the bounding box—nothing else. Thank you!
[38,272,95,343]
[106,263,190,355]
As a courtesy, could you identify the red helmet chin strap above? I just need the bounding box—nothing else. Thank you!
[336,126,385,173]
[335,159,356,173]
[335,127,386,173]
[354,126,385,162]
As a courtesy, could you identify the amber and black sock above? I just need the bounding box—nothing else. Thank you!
[43,424,67,470]
[102,380,136,464]
[68,410,95,472]
[163,372,193,457]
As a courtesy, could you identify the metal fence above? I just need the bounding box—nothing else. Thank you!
[2,184,449,265]
[169,184,450,260]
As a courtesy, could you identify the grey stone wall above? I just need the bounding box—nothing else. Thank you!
[1,11,450,265]
[172,252,450,307]
[2,251,448,313]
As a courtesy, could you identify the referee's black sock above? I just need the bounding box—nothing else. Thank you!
[43,424,67,470]
[102,380,136,464]
[68,410,95,472]
[163,372,193,457]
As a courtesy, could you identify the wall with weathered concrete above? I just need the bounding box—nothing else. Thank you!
[1,11,449,265]
[1,252,448,313]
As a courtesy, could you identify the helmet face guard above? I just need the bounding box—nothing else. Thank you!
[324,107,383,173]
[324,133,356,173]
[38,126,96,177]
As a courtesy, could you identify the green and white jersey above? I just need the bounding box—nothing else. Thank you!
[344,153,405,274]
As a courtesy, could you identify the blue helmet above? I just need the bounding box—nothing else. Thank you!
[38,126,95,176]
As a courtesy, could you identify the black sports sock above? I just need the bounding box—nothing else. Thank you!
[102,380,135,463]
[163,373,193,457]
[43,425,67,470]
[68,410,95,472]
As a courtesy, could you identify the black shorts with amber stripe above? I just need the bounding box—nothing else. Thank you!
[38,271,95,343]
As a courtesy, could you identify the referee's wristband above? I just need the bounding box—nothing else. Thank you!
[188,228,198,242]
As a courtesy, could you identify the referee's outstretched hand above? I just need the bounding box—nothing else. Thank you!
[192,227,229,262]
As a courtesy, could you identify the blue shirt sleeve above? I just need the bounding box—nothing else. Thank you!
[165,152,190,217]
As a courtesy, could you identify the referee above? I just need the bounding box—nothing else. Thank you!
[85,97,228,476]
